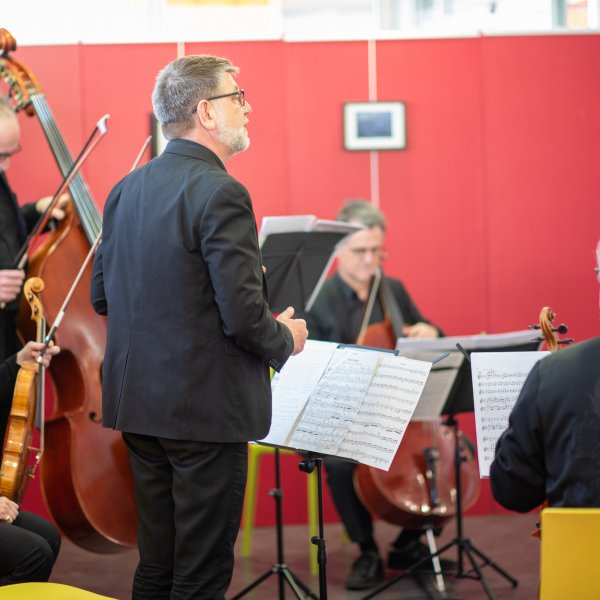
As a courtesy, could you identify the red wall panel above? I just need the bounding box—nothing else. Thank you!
[5,34,600,532]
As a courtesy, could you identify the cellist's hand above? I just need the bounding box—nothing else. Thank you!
[0,496,18,525]
[402,322,439,339]
[35,193,69,220]
[0,269,25,307]
[17,341,60,368]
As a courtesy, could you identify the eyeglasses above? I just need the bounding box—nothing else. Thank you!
[348,246,384,257]
[0,144,21,161]
[207,89,245,107]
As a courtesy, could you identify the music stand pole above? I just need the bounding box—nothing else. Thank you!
[230,448,318,600]
[299,453,328,600]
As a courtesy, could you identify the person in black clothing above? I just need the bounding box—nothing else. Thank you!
[0,97,67,363]
[304,200,443,590]
[91,55,307,599]
[0,340,61,585]
[490,240,600,512]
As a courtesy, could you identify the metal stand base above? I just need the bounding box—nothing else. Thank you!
[231,448,318,600]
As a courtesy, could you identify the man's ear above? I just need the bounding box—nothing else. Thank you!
[196,100,217,131]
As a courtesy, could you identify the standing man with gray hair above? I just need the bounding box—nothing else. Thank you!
[91,54,307,599]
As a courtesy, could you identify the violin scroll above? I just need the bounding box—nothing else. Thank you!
[528,306,573,351]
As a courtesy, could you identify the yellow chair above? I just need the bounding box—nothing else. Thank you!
[0,582,117,599]
[241,443,319,574]
[540,507,600,600]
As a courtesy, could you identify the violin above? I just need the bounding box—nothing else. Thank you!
[353,269,480,530]
[0,29,137,551]
[0,277,45,504]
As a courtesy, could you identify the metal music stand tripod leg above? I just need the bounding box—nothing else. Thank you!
[298,453,328,600]
[230,447,318,600]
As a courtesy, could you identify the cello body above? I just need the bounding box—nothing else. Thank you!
[353,274,480,531]
[1,28,137,551]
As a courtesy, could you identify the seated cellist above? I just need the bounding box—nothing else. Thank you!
[303,200,443,590]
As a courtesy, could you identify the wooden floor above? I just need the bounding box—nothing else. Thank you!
[49,513,539,599]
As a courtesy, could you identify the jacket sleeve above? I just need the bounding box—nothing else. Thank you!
[0,355,18,407]
[199,179,293,369]
[391,278,445,337]
[90,241,107,316]
[489,362,546,512]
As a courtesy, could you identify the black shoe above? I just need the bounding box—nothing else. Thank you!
[388,540,456,572]
[345,551,384,590]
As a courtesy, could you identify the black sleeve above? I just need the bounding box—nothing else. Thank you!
[390,278,445,337]
[489,362,546,512]
[200,179,294,368]
[0,354,18,408]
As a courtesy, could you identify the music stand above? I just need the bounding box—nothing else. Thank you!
[230,445,318,600]
[362,341,540,600]
[261,229,355,313]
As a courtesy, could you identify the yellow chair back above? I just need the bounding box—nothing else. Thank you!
[540,507,600,600]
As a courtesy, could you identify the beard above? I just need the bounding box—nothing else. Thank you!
[215,112,250,155]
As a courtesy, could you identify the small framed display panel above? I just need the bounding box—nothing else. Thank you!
[343,101,406,151]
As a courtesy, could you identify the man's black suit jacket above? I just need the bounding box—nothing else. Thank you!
[490,336,600,512]
[91,140,293,443]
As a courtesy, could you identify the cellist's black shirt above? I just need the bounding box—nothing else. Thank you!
[303,271,443,344]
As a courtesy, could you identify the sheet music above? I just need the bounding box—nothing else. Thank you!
[338,355,432,469]
[261,343,432,470]
[261,340,337,447]
[399,351,463,420]
[287,347,380,454]
[472,351,548,478]
[396,330,539,352]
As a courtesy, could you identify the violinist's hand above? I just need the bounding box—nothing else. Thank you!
[35,193,69,220]
[17,341,60,369]
[402,322,439,339]
[0,269,25,307]
[0,496,19,525]
[277,306,308,356]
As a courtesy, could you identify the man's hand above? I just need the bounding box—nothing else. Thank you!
[35,193,69,220]
[17,340,60,369]
[402,322,439,339]
[277,306,308,356]
[0,269,25,306]
[0,496,18,525]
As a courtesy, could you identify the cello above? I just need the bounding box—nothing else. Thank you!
[0,28,137,551]
[353,269,480,531]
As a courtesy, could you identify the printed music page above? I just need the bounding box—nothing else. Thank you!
[472,351,548,478]
[337,354,432,470]
[263,344,431,470]
[261,339,338,447]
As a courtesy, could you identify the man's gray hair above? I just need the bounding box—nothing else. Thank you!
[152,54,239,140]
[336,199,386,231]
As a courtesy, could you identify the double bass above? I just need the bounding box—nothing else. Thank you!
[0,28,136,551]
[353,269,480,531]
